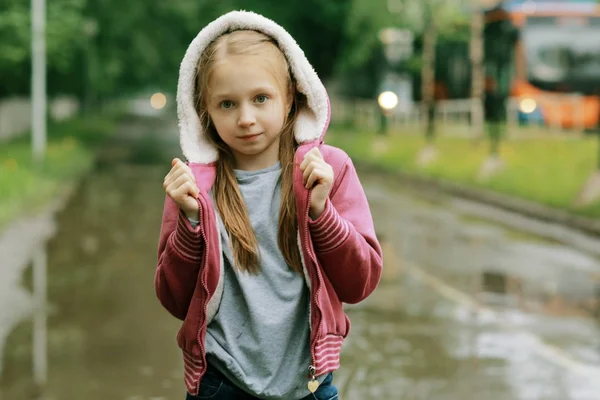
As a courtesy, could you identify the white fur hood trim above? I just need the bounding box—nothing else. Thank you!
[176,10,331,164]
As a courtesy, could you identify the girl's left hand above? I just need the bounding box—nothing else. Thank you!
[300,147,334,220]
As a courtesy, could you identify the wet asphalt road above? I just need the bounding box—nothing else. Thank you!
[2,116,600,400]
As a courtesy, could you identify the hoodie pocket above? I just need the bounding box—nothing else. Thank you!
[178,297,205,352]
[315,272,350,338]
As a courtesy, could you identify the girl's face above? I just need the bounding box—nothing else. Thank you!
[206,55,292,171]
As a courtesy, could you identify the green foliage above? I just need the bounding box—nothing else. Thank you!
[339,0,397,73]
[0,0,352,100]
[226,0,351,80]
[0,1,30,66]
[333,0,471,98]
[0,138,91,230]
[0,0,471,102]
[0,0,87,96]
[0,113,118,229]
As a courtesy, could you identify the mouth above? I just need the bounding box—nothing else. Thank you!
[239,133,262,141]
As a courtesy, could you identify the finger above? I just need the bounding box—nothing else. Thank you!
[166,174,191,197]
[178,182,198,200]
[176,162,196,185]
[172,159,188,176]
[306,148,322,160]
[310,147,323,159]
[174,157,190,169]
[170,181,193,202]
[163,164,178,187]
[178,175,199,198]
[301,148,320,167]
[302,161,316,184]
[184,168,196,186]
[306,169,323,189]
[188,180,199,198]
[304,158,327,180]
[164,159,188,184]
[164,165,185,189]
[300,154,312,171]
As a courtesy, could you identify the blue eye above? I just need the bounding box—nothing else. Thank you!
[256,95,268,104]
[221,100,233,109]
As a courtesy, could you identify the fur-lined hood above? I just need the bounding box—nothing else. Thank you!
[176,10,331,164]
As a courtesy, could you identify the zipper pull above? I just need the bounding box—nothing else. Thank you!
[307,365,319,393]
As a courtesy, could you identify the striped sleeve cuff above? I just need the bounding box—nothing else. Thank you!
[170,209,203,262]
[308,199,351,252]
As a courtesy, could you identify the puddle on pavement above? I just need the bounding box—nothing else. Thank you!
[1,119,185,400]
[369,178,600,322]
[2,118,600,399]
[361,175,600,399]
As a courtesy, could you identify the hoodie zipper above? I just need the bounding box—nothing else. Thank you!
[195,196,210,395]
[304,189,324,386]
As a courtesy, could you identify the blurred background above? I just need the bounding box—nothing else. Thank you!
[3,0,600,399]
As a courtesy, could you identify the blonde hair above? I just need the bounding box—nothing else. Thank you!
[195,30,304,275]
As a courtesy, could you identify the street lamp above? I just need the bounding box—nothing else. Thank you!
[377,27,414,134]
[83,18,98,113]
[377,91,399,134]
[378,91,399,114]
[31,0,46,165]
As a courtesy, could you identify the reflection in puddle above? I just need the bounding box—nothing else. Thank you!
[1,119,183,399]
[0,211,54,393]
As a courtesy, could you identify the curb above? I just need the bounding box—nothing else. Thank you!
[356,162,600,238]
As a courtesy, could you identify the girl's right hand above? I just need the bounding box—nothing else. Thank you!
[163,158,200,219]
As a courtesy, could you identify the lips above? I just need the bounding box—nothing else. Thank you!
[239,133,262,140]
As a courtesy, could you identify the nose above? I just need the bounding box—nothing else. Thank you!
[237,104,256,128]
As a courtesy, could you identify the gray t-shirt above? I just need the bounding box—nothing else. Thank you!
[205,162,314,400]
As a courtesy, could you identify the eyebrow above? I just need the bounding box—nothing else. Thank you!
[211,86,278,100]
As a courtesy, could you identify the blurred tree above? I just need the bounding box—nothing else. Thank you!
[333,0,471,100]
[383,0,470,166]
[334,0,401,98]
[470,3,484,139]
[228,0,351,82]
[421,5,437,146]
[0,0,352,106]
[0,0,87,98]
[80,0,207,103]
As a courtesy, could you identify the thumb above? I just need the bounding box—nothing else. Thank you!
[172,158,181,167]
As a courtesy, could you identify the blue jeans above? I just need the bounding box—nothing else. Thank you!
[186,363,339,400]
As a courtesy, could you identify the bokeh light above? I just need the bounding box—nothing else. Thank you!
[519,98,537,114]
[378,91,399,111]
[150,93,167,110]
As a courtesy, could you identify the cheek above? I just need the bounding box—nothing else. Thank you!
[266,102,287,127]
[209,112,233,135]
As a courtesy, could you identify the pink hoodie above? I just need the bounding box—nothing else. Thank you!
[154,11,383,396]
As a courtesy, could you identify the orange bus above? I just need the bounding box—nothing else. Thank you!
[484,0,600,129]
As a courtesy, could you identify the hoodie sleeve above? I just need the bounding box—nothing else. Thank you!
[308,157,383,304]
[155,195,204,320]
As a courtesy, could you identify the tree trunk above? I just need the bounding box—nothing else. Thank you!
[421,17,437,144]
[470,8,485,139]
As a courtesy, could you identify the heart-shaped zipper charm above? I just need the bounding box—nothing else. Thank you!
[307,379,319,393]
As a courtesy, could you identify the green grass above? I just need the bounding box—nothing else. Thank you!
[327,125,600,219]
[0,113,120,230]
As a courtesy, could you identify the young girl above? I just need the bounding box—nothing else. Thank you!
[156,10,382,400]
